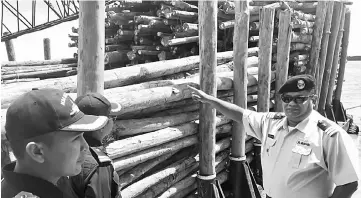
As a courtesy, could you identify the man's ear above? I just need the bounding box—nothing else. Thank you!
[25,142,45,163]
[310,94,317,104]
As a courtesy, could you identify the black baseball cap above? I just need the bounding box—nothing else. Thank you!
[5,88,109,142]
[278,74,316,94]
[74,93,121,117]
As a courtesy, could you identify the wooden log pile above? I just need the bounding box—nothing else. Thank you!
[1,45,276,197]
[1,0,316,81]
[2,0,353,197]
[68,0,263,65]
[1,58,78,81]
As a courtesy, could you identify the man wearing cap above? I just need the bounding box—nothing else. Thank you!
[58,93,122,198]
[1,88,110,198]
[188,74,359,198]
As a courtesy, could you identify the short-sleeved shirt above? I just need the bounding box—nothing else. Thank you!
[243,110,360,198]
[1,162,71,198]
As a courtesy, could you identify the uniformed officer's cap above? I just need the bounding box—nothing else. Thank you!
[5,88,109,142]
[75,93,121,117]
[278,74,315,94]
[75,93,121,146]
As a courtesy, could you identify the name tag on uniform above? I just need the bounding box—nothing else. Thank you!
[292,139,312,155]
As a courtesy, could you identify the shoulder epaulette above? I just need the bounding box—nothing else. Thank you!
[317,120,339,137]
[268,112,286,119]
[90,147,112,166]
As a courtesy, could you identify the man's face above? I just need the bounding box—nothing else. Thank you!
[281,90,314,122]
[42,131,88,177]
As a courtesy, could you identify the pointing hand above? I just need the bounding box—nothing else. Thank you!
[187,85,210,104]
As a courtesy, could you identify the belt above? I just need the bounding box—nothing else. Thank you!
[266,195,272,198]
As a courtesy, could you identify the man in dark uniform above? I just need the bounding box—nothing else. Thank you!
[58,93,122,198]
[188,74,359,198]
[1,88,110,198]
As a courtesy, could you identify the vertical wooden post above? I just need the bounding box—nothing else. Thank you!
[326,6,346,105]
[308,1,328,77]
[230,0,249,196]
[334,9,351,103]
[315,1,334,109]
[318,2,342,114]
[4,32,16,61]
[334,9,351,119]
[257,6,275,113]
[43,38,51,60]
[275,10,292,112]
[77,0,105,96]
[197,1,217,197]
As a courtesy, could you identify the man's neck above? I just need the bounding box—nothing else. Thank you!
[287,109,313,127]
[14,161,60,185]
[287,119,301,127]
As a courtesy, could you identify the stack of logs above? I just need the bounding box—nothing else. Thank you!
[1,1,332,197]
[1,58,77,81]
[1,0,317,81]
[2,48,276,197]
[68,0,317,75]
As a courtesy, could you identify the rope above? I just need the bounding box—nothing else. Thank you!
[197,173,216,180]
[229,155,246,161]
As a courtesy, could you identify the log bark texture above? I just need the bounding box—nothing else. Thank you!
[334,9,351,102]
[308,1,328,76]
[318,2,343,113]
[326,6,346,105]
[198,0,218,183]
[257,6,275,112]
[1,51,235,109]
[107,115,231,159]
[275,10,292,112]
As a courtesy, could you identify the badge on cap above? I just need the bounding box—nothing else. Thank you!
[297,80,305,90]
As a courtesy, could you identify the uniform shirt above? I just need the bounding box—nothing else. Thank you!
[58,147,121,198]
[1,162,70,198]
[243,110,360,198]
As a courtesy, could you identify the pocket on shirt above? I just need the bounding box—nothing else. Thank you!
[289,146,312,169]
[264,138,277,156]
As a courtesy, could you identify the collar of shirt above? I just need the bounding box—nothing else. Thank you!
[276,110,321,137]
[2,162,65,198]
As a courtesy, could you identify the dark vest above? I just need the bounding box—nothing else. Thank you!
[1,162,70,198]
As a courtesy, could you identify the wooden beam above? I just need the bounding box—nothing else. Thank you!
[2,58,77,67]
[197,0,218,197]
[318,2,343,113]
[4,32,16,61]
[308,1,328,76]
[334,8,351,102]
[77,1,105,95]
[230,1,250,197]
[43,38,51,60]
[326,5,346,105]
[257,6,275,112]
[275,10,292,112]
[315,1,334,110]
[231,0,249,166]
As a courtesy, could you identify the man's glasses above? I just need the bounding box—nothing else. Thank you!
[280,95,313,104]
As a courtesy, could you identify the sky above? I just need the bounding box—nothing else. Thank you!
[0,0,360,62]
